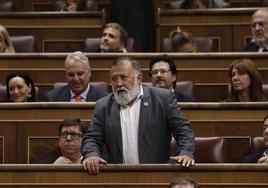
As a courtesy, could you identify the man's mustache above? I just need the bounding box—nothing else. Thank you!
[116,86,129,93]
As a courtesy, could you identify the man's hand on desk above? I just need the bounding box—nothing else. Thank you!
[82,156,107,174]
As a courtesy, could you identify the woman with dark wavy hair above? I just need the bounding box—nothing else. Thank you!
[226,58,265,102]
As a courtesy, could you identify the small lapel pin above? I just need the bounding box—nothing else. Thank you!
[144,101,149,107]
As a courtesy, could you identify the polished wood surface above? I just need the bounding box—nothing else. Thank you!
[0,52,267,101]
[0,164,267,187]
[157,8,256,52]
[0,11,105,52]
[0,102,266,163]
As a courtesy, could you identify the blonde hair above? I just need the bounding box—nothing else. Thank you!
[0,25,15,53]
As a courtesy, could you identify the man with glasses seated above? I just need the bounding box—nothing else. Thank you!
[52,118,87,164]
[241,8,268,52]
[149,54,197,102]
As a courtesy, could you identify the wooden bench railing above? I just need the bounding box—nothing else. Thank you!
[0,11,105,52]
[0,164,267,188]
[157,8,256,52]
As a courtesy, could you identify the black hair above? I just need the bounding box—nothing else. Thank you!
[149,54,177,88]
[58,118,88,136]
[6,71,36,102]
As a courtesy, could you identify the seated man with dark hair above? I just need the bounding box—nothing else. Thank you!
[149,54,197,102]
[169,177,199,188]
[241,114,268,163]
[53,118,88,164]
[84,22,128,53]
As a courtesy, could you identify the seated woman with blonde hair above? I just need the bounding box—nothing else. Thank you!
[226,58,265,102]
[0,25,15,53]
[169,27,198,52]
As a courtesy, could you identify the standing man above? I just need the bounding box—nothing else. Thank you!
[84,23,128,53]
[44,51,108,102]
[241,8,268,52]
[82,56,195,174]
[149,54,197,102]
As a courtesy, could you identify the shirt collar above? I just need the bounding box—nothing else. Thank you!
[70,84,90,100]
[259,48,268,52]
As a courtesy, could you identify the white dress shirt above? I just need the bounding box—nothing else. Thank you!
[120,85,143,164]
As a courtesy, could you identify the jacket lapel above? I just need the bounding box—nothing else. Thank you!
[110,97,123,162]
[138,86,152,161]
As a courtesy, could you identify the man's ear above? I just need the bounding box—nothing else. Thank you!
[137,73,143,83]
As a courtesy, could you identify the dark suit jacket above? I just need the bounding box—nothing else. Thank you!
[240,42,259,52]
[82,86,195,163]
[44,85,108,102]
[175,91,197,102]
[83,47,101,53]
[241,151,264,163]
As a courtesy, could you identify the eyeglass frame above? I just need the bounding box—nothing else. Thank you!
[150,69,171,76]
[60,131,83,140]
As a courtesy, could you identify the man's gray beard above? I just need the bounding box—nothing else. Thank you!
[113,83,140,107]
[255,37,268,48]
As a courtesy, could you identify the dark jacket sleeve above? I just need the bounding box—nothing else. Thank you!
[166,91,195,159]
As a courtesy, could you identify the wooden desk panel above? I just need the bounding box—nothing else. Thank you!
[0,164,267,188]
[0,103,266,163]
[13,0,110,11]
[1,53,268,69]
[0,12,105,52]
[157,8,255,52]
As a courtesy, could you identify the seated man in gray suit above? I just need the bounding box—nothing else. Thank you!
[82,57,195,174]
[44,51,108,102]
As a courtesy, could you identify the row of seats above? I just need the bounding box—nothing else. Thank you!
[0,81,193,102]
[0,0,97,12]
[171,136,265,163]
[2,80,268,102]
[11,35,214,53]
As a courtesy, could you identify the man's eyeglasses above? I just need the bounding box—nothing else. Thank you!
[151,69,171,75]
[60,132,83,140]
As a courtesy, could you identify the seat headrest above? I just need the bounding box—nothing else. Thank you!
[10,36,37,53]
